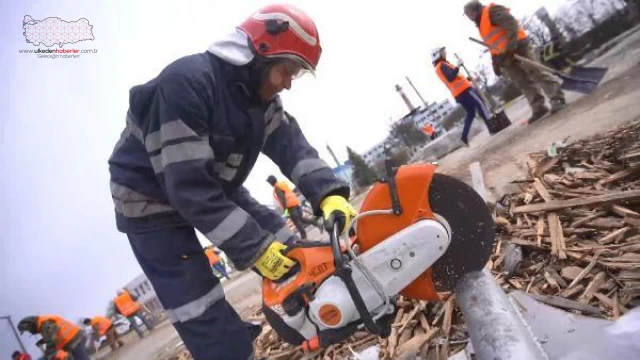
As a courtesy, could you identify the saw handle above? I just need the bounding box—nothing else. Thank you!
[328,224,389,337]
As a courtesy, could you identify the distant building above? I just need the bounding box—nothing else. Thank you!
[125,274,163,312]
[361,100,454,166]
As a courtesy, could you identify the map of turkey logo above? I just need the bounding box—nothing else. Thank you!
[22,15,95,48]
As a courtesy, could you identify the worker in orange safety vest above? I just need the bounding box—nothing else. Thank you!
[432,46,492,146]
[205,246,230,279]
[83,315,124,352]
[422,124,437,140]
[17,315,89,360]
[464,1,566,123]
[113,288,155,339]
[267,175,323,240]
[11,350,32,360]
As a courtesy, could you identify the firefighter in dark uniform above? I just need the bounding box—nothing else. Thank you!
[107,4,356,359]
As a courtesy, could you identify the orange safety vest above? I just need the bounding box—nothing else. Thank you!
[36,316,79,351]
[435,61,472,98]
[204,247,220,265]
[479,3,527,55]
[423,124,436,136]
[273,180,300,209]
[90,316,113,336]
[114,291,141,316]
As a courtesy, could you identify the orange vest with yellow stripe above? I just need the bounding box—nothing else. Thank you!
[273,181,300,209]
[480,3,527,55]
[91,316,113,336]
[36,315,80,350]
[114,291,141,316]
[435,61,472,98]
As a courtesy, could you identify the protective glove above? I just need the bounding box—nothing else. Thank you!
[455,58,464,68]
[320,195,357,235]
[254,241,296,281]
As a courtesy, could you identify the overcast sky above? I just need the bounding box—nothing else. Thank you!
[1,0,568,355]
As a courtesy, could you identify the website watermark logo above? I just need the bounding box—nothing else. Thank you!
[19,15,97,59]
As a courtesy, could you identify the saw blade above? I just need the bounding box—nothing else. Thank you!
[428,173,496,292]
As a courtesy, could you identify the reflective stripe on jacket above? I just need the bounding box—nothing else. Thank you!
[480,3,526,55]
[108,41,350,271]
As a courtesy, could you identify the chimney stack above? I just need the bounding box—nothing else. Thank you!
[405,77,428,108]
[395,84,416,112]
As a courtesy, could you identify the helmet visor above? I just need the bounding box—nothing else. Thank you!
[272,54,315,79]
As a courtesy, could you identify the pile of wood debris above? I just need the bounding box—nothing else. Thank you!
[176,122,640,359]
[251,296,467,360]
[491,121,640,316]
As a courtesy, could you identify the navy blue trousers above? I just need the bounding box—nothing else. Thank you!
[127,226,254,360]
[456,88,492,143]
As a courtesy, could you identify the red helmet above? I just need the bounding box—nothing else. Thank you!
[238,4,322,74]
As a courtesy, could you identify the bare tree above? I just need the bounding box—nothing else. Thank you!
[554,13,581,39]
[575,0,601,29]
[474,63,491,89]
[521,16,549,45]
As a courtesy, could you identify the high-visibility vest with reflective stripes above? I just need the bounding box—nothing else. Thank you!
[204,247,220,265]
[114,291,141,316]
[435,61,472,98]
[36,316,79,351]
[480,3,527,55]
[90,316,112,336]
[273,181,300,209]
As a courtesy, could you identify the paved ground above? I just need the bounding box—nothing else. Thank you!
[97,26,640,360]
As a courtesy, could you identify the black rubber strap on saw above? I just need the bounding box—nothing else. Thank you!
[335,266,383,335]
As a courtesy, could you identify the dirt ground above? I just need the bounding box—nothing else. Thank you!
[99,26,640,360]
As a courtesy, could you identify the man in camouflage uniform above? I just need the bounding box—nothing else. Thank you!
[464,1,566,122]
[17,316,89,360]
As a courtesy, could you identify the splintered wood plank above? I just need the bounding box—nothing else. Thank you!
[570,211,608,228]
[598,167,640,186]
[547,213,567,259]
[534,178,553,202]
[536,217,545,247]
[599,227,629,245]
[609,204,640,218]
[567,250,602,289]
[579,271,607,303]
[512,190,640,214]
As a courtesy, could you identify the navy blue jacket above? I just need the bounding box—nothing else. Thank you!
[108,51,349,270]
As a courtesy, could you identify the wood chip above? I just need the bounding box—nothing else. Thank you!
[561,266,585,280]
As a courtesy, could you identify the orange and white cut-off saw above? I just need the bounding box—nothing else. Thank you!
[260,163,496,352]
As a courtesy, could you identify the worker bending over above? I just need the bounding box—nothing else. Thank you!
[464,1,566,123]
[268,175,323,240]
[17,315,89,360]
[83,316,124,352]
[107,4,356,359]
[432,46,491,146]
